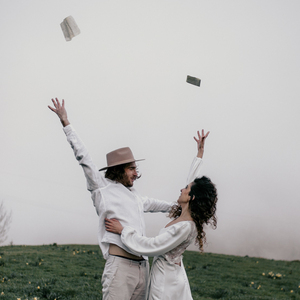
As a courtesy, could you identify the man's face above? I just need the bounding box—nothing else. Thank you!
[123,162,138,187]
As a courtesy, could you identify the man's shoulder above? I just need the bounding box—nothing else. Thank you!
[100,179,128,191]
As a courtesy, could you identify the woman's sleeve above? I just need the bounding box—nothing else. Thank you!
[142,196,171,213]
[121,222,192,257]
[186,157,203,184]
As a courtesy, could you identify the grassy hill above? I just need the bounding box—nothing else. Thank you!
[0,244,299,299]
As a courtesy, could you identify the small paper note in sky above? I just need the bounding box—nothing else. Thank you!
[186,75,201,87]
[60,16,80,42]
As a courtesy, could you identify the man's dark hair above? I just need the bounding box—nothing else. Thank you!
[105,163,141,184]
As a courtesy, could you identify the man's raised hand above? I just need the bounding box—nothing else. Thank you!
[48,98,70,127]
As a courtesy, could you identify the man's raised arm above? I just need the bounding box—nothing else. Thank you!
[48,97,103,196]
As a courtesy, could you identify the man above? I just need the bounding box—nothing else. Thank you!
[48,98,171,300]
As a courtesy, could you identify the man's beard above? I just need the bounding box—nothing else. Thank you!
[121,174,135,187]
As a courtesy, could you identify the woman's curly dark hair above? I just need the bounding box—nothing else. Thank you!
[168,176,218,251]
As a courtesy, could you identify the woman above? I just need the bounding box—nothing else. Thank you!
[105,130,218,300]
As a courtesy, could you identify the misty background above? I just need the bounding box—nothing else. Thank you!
[1,0,299,261]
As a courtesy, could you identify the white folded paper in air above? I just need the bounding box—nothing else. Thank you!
[60,16,80,41]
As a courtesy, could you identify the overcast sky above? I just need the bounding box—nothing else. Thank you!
[1,0,300,261]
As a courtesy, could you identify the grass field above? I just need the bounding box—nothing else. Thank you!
[0,244,299,300]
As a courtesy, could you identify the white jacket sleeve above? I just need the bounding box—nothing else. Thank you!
[121,222,192,257]
[186,157,203,184]
[63,125,106,192]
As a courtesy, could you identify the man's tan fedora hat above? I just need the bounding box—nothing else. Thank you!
[99,147,144,171]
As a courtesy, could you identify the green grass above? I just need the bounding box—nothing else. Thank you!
[184,252,300,300]
[0,244,299,300]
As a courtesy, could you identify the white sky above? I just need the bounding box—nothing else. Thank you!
[1,0,300,261]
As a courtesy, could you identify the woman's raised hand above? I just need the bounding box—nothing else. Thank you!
[194,129,210,158]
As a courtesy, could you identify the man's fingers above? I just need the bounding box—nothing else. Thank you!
[50,98,66,112]
[51,98,62,108]
[48,105,55,112]
[51,98,59,109]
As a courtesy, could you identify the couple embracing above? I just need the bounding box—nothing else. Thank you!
[49,98,218,300]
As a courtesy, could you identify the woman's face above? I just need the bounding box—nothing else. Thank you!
[177,182,193,204]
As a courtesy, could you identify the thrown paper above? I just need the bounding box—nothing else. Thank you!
[186,75,201,87]
[60,16,80,41]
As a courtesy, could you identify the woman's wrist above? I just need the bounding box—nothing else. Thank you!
[197,149,204,158]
